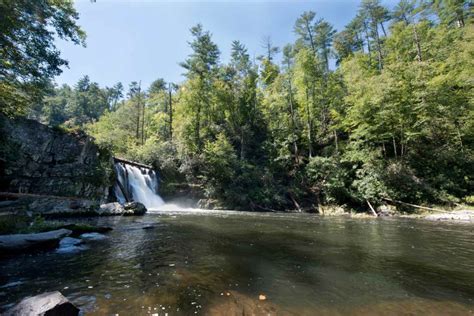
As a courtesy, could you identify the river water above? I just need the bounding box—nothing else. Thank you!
[1,210,473,315]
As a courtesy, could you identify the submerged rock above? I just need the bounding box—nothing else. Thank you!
[4,291,79,316]
[80,232,107,240]
[206,291,279,316]
[0,229,72,255]
[56,237,86,254]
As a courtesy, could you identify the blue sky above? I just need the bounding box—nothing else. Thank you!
[55,0,397,90]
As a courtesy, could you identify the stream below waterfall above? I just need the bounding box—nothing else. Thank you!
[1,211,473,315]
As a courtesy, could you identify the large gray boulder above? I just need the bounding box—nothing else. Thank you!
[98,202,147,216]
[4,291,79,316]
[0,229,72,254]
[98,202,125,215]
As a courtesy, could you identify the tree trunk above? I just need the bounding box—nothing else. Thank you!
[305,88,313,158]
[136,83,141,142]
[195,101,201,151]
[412,24,423,62]
[168,83,173,141]
[373,24,384,70]
[366,200,378,217]
[363,21,372,65]
[392,136,397,158]
[288,76,299,164]
[141,93,145,145]
[380,22,387,37]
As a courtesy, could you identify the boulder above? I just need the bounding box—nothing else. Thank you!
[0,229,72,255]
[56,237,86,254]
[98,202,147,215]
[376,204,398,217]
[124,202,147,215]
[98,202,125,215]
[28,196,98,216]
[4,291,79,316]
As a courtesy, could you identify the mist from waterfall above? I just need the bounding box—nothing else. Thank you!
[114,162,164,209]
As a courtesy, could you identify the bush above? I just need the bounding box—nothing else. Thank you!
[306,156,350,205]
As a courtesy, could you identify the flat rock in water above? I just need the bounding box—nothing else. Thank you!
[56,237,86,254]
[80,232,107,240]
[4,291,79,316]
[0,229,72,254]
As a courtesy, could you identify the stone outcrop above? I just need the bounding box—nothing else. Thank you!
[4,291,79,316]
[0,229,72,255]
[0,114,113,200]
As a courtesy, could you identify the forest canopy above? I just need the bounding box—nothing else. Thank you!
[3,0,473,211]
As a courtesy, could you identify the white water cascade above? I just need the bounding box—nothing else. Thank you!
[114,162,165,209]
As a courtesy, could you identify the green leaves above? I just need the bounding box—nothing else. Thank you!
[0,0,85,115]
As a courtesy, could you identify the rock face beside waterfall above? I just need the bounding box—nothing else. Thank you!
[0,114,114,200]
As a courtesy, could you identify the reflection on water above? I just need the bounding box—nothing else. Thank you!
[0,212,473,315]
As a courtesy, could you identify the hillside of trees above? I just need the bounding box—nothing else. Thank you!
[2,0,473,212]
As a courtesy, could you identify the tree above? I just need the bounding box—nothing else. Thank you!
[314,20,336,72]
[0,0,85,116]
[432,0,473,27]
[179,24,220,153]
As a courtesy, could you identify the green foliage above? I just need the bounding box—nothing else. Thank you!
[306,156,349,204]
[0,0,85,116]
[8,1,472,212]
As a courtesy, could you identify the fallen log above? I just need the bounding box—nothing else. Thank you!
[382,197,447,213]
[113,157,153,169]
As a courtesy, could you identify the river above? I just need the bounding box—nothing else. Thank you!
[1,210,473,315]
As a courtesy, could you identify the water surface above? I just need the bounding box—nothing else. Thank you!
[1,211,473,315]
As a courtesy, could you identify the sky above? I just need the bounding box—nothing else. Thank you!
[55,0,397,90]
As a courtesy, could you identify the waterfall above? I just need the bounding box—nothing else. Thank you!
[113,162,164,209]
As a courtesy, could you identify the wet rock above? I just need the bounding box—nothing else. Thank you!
[142,224,156,230]
[60,224,113,237]
[124,202,147,215]
[206,291,279,316]
[80,232,107,240]
[376,204,398,217]
[28,197,98,216]
[98,202,125,215]
[0,229,72,255]
[97,202,147,216]
[56,237,86,254]
[4,291,79,316]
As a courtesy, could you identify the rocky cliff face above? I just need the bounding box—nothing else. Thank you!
[0,115,113,200]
